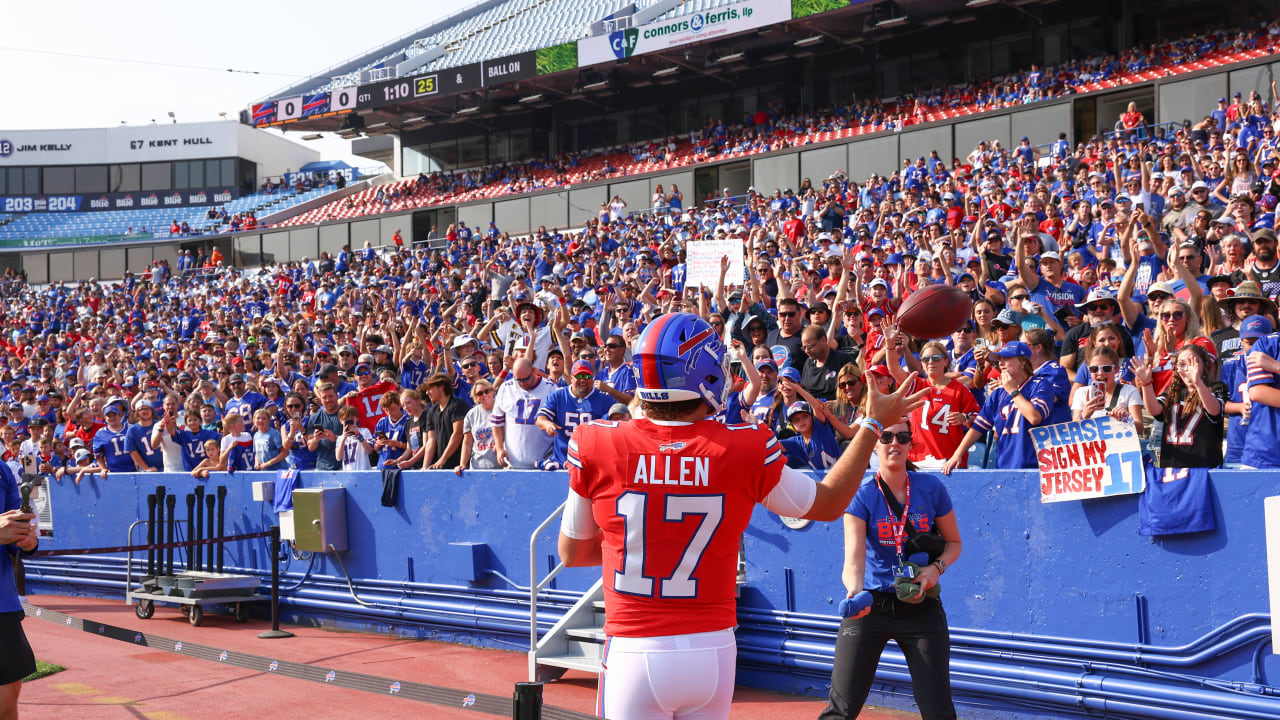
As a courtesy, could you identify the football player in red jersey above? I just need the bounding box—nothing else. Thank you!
[558,313,927,720]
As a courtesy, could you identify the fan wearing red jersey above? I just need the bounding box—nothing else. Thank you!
[908,342,980,467]
[558,313,927,720]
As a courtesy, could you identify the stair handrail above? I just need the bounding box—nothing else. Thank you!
[529,501,567,657]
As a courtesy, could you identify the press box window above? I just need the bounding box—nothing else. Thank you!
[141,162,170,191]
[42,167,75,195]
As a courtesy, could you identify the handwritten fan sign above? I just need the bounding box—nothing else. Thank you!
[685,237,746,289]
[1030,417,1145,503]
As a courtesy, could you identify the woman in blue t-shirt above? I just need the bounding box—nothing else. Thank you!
[820,420,962,720]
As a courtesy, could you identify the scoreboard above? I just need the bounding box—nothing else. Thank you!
[251,51,536,128]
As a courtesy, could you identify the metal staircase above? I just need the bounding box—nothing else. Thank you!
[527,502,605,682]
[530,579,605,681]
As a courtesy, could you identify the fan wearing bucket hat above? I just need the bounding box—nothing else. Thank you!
[1061,287,1135,372]
[942,341,1055,473]
[496,296,556,371]
[1221,315,1272,466]
[1213,281,1277,362]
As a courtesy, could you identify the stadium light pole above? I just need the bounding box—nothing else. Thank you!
[168,111,176,124]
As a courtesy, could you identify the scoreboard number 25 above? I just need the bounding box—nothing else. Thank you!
[414,75,438,97]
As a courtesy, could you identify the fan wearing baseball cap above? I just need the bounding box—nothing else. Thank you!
[534,360,614,470]
[1012,215,1086,328]
[942,341,1054,472]
[1241,315,1280,468]
[1221,315,1271,466]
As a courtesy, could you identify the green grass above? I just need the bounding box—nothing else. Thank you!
[24,660,64,683]
[536,42,578,75]
[791,0,847,20]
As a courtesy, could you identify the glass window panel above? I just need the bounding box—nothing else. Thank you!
[42,167,75,195]
[8,168,24,195]
[188,161,204,188]
[174,161,189,190]
[23,168,39,195]
[510,129,533,161]
[205,159,221,187]
[457,135,486,168]
[489,132,511,164]
[75,165,108,194]
[113,164,140,192]
[0,170,6,196]
[221,159,235,188]
[141,162,170,191]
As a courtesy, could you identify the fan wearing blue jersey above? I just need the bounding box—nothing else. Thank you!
[1242,325,1280,468]
[173,411,221,472]
[536,360,614,469]
[125,400,163,471]
[1221,317,1270,466]
[941,342,1054,472]
[780,400,846,471]
[93,398,135,473]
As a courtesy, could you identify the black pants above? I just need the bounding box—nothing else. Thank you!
[0,611,36,686]
[819,595,957,720]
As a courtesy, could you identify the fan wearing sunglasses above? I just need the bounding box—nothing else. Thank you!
[822,419,962,720]
[1070,347,1144,434]
[907,341,980,468]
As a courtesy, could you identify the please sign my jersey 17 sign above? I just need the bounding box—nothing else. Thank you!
[1030,417,1145,503]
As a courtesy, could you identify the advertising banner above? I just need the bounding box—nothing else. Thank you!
[1030,417,1145,503]
[578,0,791,66]
[0,231,158,249]
[0,187,237,214]
[685,237,745,289]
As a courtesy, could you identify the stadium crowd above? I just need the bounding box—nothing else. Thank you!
[283,19,1280,228]
[0,75,1278,482]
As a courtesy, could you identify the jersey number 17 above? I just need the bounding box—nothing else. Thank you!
[613,491,724,599]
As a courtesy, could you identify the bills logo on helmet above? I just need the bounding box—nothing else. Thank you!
[326,670,337,683]
[659,442,687,453]
[268,660,278,672]
[390,681,402,694]
[98,624,106,634]
[463,694,476,707]
[134,633,143,643]
[219,651,228,662]
[679,328,725,373]
[175,641,183,651]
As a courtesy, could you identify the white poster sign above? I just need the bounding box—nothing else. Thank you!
[685,237,746,290]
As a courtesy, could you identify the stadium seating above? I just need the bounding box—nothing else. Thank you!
[276,24,1277,230]
[0,185,341,241]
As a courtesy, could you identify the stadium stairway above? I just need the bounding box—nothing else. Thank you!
[530,578,605,681]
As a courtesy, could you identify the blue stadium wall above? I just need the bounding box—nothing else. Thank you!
[26,468,1280,719]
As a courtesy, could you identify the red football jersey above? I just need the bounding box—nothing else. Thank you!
[909,380,980,466]
[568,418,785,638]
[344,381,397,431]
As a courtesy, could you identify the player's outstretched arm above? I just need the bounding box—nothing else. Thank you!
[803,372,929,521]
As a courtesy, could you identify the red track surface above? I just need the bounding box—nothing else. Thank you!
[17,594,918,720]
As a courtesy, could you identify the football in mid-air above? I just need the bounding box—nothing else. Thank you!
[896,284,974,340]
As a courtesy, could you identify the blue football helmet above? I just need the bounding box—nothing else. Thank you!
[632,312,730,411]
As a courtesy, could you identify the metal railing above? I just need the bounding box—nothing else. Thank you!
[528,501,567,667]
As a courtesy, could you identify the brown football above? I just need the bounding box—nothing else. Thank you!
[896,284,974,339]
